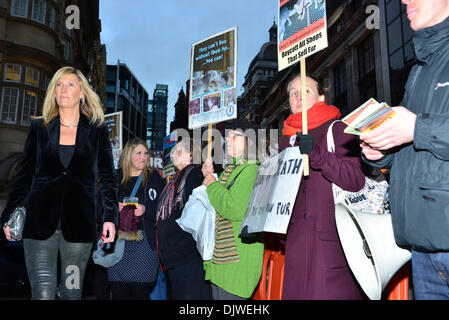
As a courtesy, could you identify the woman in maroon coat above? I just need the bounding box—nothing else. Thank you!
[281,74,366,299]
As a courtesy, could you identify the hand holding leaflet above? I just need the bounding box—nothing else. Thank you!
[343,98,396,135]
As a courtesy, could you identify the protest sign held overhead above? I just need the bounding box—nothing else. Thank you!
[240,147,303,235]
[105,111,123,169]
[189,26,238,129]
[278,0,328,71]
[162,132,177,178]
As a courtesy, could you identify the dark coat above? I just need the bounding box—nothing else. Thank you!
[364,16,449,252]
[157,164,204,270]
[1,114,118,243]
[280,119,366,300]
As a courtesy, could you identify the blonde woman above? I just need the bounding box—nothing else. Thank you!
[107,138,165,300]
[1,66,118,300]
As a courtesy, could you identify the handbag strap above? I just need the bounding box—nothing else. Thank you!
[226,166,247,190]
[130,173,143,197]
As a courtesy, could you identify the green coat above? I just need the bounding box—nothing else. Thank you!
[204,161,264,298]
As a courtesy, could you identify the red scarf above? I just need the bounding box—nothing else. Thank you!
[282,101,341,136]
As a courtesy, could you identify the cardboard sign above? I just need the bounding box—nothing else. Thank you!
[240,147,303,234]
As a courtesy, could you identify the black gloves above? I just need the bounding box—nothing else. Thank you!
[296,133,315,155]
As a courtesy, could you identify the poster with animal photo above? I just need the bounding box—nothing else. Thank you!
[278,0,328,71]
[189,26,238,129]
[105,111,122,169]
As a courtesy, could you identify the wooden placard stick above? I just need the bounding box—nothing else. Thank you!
[207,123,213,159]
[300,58,309,176]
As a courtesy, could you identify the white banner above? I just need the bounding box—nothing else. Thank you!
[240,147,303,234]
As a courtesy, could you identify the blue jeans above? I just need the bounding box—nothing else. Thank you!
[412,250,449,300]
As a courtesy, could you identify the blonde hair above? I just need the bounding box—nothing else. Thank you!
[39,66,104,126]
[119,138,151,186]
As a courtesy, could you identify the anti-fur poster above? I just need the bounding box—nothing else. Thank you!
[189,26,238,129]
[278,0,328,71]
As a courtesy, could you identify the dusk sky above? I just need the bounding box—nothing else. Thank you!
[99,0,278,134]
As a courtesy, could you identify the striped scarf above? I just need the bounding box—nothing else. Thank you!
[212,159,244,265]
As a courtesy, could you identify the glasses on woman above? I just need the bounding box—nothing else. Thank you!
[226,131,245,140]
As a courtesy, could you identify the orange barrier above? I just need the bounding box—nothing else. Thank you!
[252,249,285,300]
[253,246,411,300]
[252,233,286,300]
[386,262,410,300]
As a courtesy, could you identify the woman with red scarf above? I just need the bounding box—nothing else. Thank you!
[280,74,366,299]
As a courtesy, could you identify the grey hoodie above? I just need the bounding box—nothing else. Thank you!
[365,16,449,252]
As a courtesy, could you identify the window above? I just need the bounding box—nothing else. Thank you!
[43,74,50,90]
[358,37,375,77]
[25,67,39,87]
[358,36,377,103]
[63,40,70,61]
[386,0,400,24]
[333,59,348,115]
[386,0,417,105]
[31,0,46,23]
[4,63,21,82]
[64,25,71,37]
[22,90,38,124]
[11,0,28,18]
[0,87,19,123]
[48,6,55,29]
[388,17,402,54]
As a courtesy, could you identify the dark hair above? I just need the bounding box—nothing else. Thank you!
[286,73,326,98]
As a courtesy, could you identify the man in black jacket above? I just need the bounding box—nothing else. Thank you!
[360,0,449,299]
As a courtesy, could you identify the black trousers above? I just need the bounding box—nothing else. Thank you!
[166,262,211,300]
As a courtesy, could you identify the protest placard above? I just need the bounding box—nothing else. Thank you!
[162,132,177,178]
[278,0,328,71]
[277,1,328,176]
[189,26,238,129]
[240,147,303,234]
[105,111,122,169]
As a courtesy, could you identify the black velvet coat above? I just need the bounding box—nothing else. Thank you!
[1,114,118,243]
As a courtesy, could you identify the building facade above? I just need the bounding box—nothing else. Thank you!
[169,85,188,133]
[240,22,278,124]
[0,0,106,206]
[105,61,148,145]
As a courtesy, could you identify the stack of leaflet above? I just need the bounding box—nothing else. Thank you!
[342,98,396,135]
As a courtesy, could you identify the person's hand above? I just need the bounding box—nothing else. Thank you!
[296,133,314,155]
[102,222,116,244]
[202,158,214,177]
[360,141,385,161]
[134,204,145,217]
[203,173,217,187]
[118,202,125,212]
[360,106,416,151]
[3,225,13,241]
